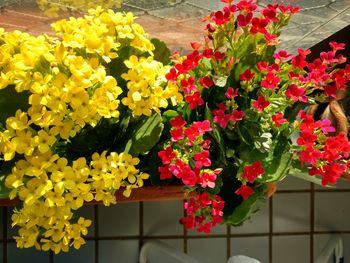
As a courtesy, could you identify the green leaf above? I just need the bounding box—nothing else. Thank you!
[205,104,227,165]
[264,151,292,183]
[162,110,178,124]
[214,75,228,87]
[262,134,293,182]
[0,175,10,199]
[0,160,16,199]
[254,132,272,153]
[0,85,30,126]
[151,38,171,65]
[224,184,267,226]
[123,114,164,156]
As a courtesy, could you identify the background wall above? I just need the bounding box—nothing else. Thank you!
[1,177,350,263]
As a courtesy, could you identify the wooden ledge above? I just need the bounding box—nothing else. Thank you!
[0,185,187,207]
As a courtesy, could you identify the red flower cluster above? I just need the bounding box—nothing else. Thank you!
[297,111,350,185]
[158,115,222,188]
[235,161,264,200]
[181,192,224,233]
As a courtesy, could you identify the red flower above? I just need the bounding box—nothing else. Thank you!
[278,5,299,14]
[237,0,257,12]
[214,51,225,61]
[199,76,214,88]
[170,127,184,142]
[180,76,197,94]
[262,5,279,22]
[158,165,173,180]
[264,32,278,45]
[199,171,217,188]
[321,163,346,185]
[231,110,245,122]
[165,68,178,81]
[324,85,337,98]
[252,95,270,113]
[184,126,200,142]
[273,50,292,62]
[225,87,238,99]
[235,185,254,200]
[329,41,345,52]
[241,161,265,183]
[261,72,280,89]
[186,91,204,109]
[193,120,212,134]
[256,61,268,72]
[239,69,255,81]
[170,115,187,128]
[237,12,253,27]
[203,48,214,58]
[320,51,337,64]
[158,146,177,164]
[212,10,231,25]
[213,103,231,128]
[296,130,317,146]
[315,119,335,134]
[250,17,268,35]
[194,150,212,169]
[299,146,322,165]
[271,112,287,127]
[285,84,307,102]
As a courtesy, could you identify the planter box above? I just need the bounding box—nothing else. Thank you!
[0,185,188,206]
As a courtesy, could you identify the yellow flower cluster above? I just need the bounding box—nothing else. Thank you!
[36,0,123,17]
[122,55,183,116]
[6,151,148,253]
[0,7,176,253]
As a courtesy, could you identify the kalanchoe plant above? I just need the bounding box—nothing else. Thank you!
[0,8,180,253]
[158,0,350,231]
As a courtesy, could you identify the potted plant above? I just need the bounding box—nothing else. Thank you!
[0,0,349,253]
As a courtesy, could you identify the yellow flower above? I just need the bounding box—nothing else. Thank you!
[6,110,29,131]
[33,130,56,154]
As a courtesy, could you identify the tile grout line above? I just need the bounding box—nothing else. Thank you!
[310,183,315,263]
[139,201,144,252]
[49,250,54,263]
[3,207,7,263]
[269,197,273,263]
[227,225,231,260]
[183,200,188,254]
[94,205,99,263]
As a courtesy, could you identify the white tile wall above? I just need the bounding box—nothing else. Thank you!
[144,200,183,236]
[273,193,310,232]
[277,176,310,190]
[315,192,350,231]
[188,238,227,263]
[232,202,269,234]
[231,237,269,262]
[141,239,184,263]
[272,235,309,263]
[99,240,139,263]
[1,172,350,263]
[99,202,139,236]
[54,240,94,263]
